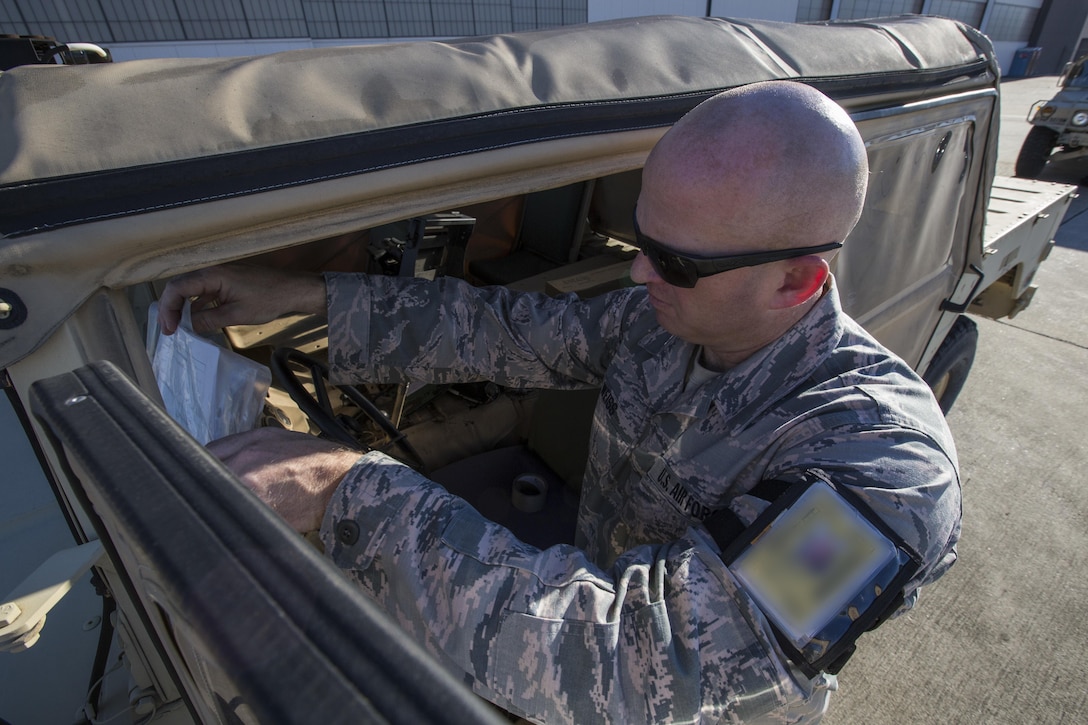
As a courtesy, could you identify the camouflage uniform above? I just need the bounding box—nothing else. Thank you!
[320,273,961,724]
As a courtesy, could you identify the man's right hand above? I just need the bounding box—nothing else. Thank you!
[157,264,327,336]
[207,427,361,533]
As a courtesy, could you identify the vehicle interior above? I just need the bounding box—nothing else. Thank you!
[157,173,648,547]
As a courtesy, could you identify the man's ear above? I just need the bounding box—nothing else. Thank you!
[769,256,829,309]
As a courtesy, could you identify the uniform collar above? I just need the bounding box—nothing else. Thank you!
[715,278,845,427]
[634,278,846,425]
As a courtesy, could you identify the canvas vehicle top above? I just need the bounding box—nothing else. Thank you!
[0,14,1076,724]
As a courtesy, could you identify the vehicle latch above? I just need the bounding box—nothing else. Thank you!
[940,263,985,314]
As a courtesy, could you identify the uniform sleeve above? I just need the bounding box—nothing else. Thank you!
[324,272,647,389]
[320,452,832,725]
[815,430,960,593]
[763,381,963,602]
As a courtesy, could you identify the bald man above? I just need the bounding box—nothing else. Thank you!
[159,81,960,723]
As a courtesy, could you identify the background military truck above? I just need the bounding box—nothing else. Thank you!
[1015,54,1088,177]
[0,14,1077,725]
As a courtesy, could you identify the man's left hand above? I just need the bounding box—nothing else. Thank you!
[208,427,362,533]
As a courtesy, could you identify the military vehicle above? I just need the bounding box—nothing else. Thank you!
[1015,54,1088,177]
[0,14,1076,724]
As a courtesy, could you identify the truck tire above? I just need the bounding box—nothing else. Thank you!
[923,315,978,414]
[1015,126,1059,178]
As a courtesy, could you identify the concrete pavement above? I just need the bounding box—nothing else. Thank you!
[824,76,1088,724]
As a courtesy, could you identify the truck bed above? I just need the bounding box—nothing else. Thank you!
[972,175,1077,319]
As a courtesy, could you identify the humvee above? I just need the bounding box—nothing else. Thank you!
[1015,54,1088,177]
[0,14,1076,724]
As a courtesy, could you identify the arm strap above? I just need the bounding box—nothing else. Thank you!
[704,473,921,677]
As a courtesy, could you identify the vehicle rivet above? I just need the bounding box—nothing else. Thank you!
[82,615,102,631]
[65,395,88,406]
[0,289,26,329]
[0,601,21,627]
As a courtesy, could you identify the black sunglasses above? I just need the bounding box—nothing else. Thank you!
[632,212,843,288]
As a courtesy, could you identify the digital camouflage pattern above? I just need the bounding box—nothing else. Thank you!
[320,273,961,724]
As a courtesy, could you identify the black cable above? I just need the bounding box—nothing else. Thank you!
[78,589,117,725]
